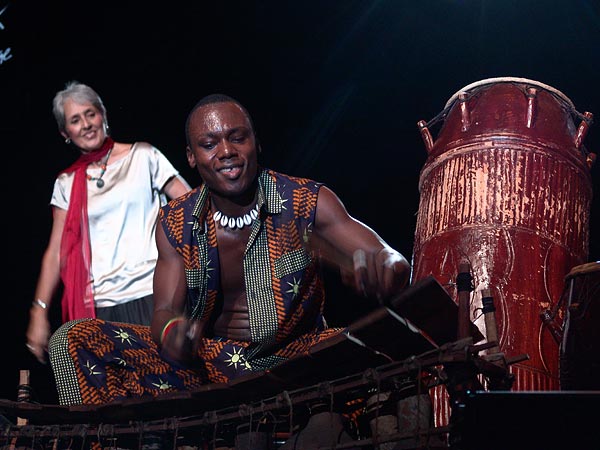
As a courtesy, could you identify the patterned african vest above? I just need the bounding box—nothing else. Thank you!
[159,168,326,350]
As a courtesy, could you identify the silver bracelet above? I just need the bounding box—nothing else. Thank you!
[33,299,48,309]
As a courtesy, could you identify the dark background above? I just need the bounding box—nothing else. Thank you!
[2,0,600,403]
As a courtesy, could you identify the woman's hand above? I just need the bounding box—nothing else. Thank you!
[26,306,51,364]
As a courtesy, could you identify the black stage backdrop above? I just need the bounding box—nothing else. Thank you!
[2,0,600,402]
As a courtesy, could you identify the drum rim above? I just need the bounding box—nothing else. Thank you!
[444,76,576,110]
[566,261,600,279]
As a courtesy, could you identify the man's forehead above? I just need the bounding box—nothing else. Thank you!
[191,102,250,131]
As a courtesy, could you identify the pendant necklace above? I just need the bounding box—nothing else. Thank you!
[86,146,113,188]
[213,204,259,230]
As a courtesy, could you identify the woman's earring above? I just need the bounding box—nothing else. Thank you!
[65,137,72,144]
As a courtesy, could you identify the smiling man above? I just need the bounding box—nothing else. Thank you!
[48,93,410,406]
[151,93,411,379]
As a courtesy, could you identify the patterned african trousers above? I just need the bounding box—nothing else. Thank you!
[49,318,342,406]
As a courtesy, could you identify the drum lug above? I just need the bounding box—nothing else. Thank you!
[458,92,471,131]
[575,111,594,150]
[417,120,434,153]
[526,87,537,128]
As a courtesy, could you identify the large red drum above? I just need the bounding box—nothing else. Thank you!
[412,77,594,426]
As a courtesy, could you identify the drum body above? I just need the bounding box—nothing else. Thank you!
[559,262,600,390]
[412,78,593,425]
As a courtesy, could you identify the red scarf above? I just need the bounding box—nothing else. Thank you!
[59,137,114,322]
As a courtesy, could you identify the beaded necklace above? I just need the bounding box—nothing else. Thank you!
[86,146,113,188]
